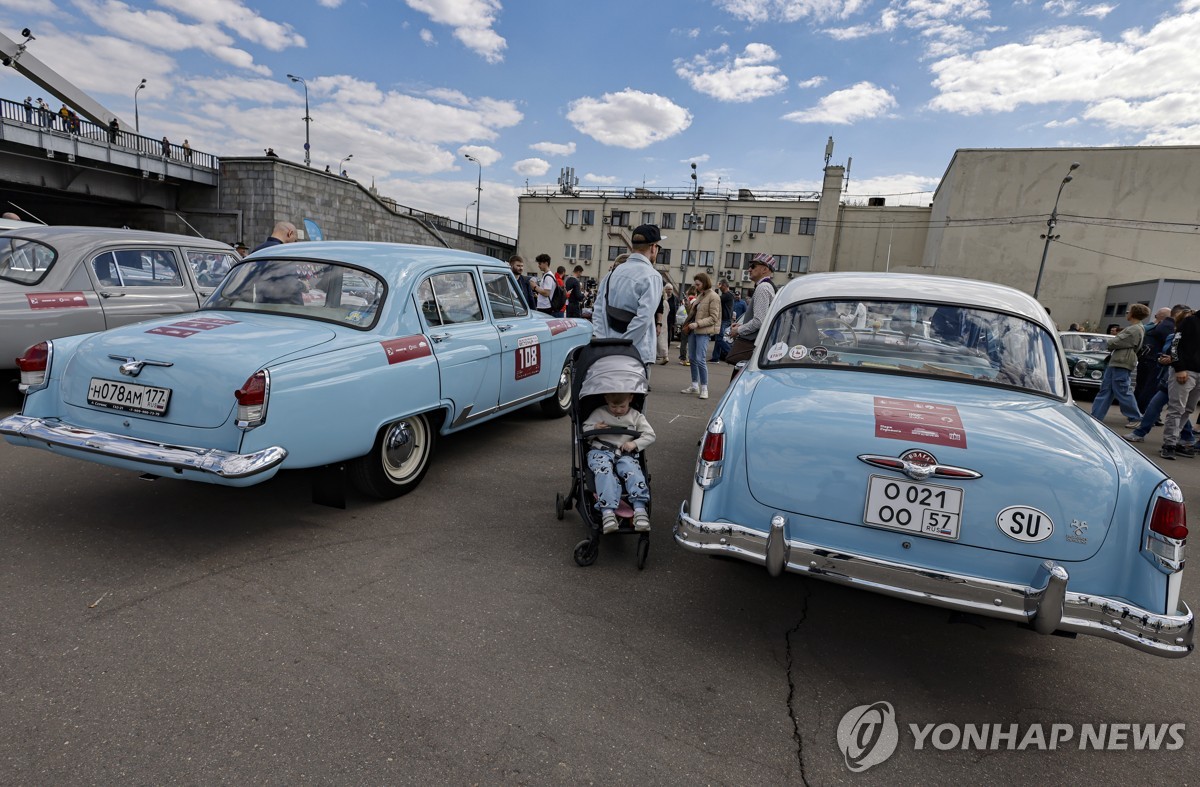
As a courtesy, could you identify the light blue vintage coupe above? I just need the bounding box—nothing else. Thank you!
[676,273,1193,657]
[1,242,590,499]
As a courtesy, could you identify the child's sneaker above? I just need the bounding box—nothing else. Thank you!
[633,510,650,531]
[601,511,619,533]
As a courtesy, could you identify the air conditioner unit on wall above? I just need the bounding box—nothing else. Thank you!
[731,234,740,241]
[748,232,756,238]
[579,224,587,230]
[602,216,611,224]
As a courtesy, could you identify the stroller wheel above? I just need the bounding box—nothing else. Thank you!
[636,534,650,570]
[555,492,566,521]
[573,538,598,567]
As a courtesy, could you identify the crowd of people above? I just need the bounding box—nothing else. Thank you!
[21,96,193,162]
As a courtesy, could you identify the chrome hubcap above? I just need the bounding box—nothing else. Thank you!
[383,421,416,471]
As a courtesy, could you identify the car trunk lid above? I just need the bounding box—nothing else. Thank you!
[743,370,1115,560]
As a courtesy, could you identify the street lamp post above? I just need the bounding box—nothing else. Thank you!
[338,154,352,176]
[681,162,700,285]
[286,74,311,167]
[464,153,482,232]
[465,200,476,226]
[1034,162,1081,299]
[133,78,146,133]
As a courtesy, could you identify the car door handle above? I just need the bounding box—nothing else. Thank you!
[429,332,451,342]
[497,324,513,332]
[99,291,125,298]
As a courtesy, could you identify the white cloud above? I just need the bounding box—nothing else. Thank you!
[675,43,790,102]
[405,0,506,63]
[513,158,550,177]
[1044,0,1117,17]
[566,89,692,149]
[420,28,435,44]
[530,141,576,156]
[318,0,343,7]
[824,0,990,57]
[458,145,502,166]
[682,154,711,164]
[584,173,620,185]
[782,81,897,124]
[716,0,871,23]
[156,0,305,50]
[928,9,1200,125]
[796,75,827,88]
[1045,117,1080,127]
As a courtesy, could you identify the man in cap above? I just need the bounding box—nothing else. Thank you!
[591,224,666,367]
[726,253,777,363]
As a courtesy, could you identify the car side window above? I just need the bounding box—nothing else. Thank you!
[418,272,484,326]
[103,248,184,287]
[186,250,237,287]
[483,271,528,319]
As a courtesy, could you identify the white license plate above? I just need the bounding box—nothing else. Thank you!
[87,378,172,416]
[863,475,964,541]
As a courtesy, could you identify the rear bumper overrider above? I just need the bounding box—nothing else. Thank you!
[676,501,1194,658]
[0,414,287,482]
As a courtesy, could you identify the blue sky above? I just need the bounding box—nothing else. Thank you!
[2,0,1197,237]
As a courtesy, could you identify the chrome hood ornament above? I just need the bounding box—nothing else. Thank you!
[858,449,981,482]
[109,354,174,377]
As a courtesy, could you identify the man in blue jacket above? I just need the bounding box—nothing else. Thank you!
[591,225,665,367]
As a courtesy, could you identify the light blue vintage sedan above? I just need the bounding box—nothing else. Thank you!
[1,242,591,499]
[676,273,1193,657]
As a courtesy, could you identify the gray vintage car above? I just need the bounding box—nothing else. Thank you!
[0,226,238,370]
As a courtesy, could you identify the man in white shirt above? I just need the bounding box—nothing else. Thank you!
[532,253,556,314]
[591,225,666,366]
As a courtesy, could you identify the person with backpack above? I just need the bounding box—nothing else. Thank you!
[566,264,585,318]
[532,253,561,315]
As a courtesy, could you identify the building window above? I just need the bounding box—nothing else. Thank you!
[682,249,698,267]
[657,247,671,266]
[608,245,623,261]
[1115,302,1127,315]
[725,251,741,269]
[797,218,815,235]
[1104,303,1116,316]
[582,210,595,226]
[727,215,743,232]
[704,213,721,231]
[791,255,810,273]
[579,244,592,260]
[750,215,768,233]
[641,211,655,225]
[565,209,578,226]
[660,213,676,229]
[564,243,577,259]
[683,212,701,230]
[698,250,715,269]
[610,210,630,227]
[774,217,791,234]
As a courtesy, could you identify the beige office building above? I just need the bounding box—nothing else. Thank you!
[518,146,1200,330]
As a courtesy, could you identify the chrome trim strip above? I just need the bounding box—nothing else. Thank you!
[0,414,286,479]
[452,386,558,428]
[676,502,1194,658]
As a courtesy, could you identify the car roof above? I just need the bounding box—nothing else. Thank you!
[248,241,510,276]
[0,218,41,230]
[0,225,234,251]
[775,272,1053,330]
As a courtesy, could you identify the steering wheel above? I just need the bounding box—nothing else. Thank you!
[815,316,861,348]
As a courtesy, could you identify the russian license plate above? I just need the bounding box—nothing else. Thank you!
[863,475,964,541]
[87,378,172,416]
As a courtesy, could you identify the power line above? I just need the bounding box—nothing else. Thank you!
[1053,238,1200,275]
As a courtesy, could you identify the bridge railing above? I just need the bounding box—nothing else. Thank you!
[0,96,218,169]
[374,195,516,245]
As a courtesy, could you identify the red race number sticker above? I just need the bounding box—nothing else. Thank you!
[516,336,541,380]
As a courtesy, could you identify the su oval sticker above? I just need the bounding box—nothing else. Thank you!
[996,505,1054,543]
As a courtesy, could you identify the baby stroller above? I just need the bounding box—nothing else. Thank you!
[555,338,652,569]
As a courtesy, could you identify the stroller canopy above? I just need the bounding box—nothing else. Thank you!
[579,355,649,399]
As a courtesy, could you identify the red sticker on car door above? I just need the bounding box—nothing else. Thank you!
[516,335,541,379]
[874,396,967,448]
[26,292,88,309]
[381,335,432,364]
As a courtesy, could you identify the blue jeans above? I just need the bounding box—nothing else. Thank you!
[710,320,731,360]
[587,449,649,511]
[688,333,711,385]
[1090,366,1141,421]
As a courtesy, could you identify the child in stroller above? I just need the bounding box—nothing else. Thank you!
[583,392,655,533]
[556,339,654,568]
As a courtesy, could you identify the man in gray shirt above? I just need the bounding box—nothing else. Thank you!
[591,224,666,366]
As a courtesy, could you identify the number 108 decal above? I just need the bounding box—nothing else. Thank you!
[995,505,1054,543]
[515,339,541,380]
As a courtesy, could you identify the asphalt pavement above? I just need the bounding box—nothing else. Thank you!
[1,366,1198,785]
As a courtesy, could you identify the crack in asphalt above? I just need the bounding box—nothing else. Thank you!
[784,580,812,787]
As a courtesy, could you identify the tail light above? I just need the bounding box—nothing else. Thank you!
[234,369,270,428]
[1150,497,1188,541]
[696,417,725,489]
[16,341,51,393]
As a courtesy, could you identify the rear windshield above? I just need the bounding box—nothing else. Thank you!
[0,237,57,285]
[205,258,385,329]
[760,299,1065,397]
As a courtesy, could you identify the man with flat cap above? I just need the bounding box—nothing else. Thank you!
[591,224,665,368]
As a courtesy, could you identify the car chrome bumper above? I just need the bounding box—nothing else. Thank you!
[676,501,1194,658]
[0,414,287,481]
